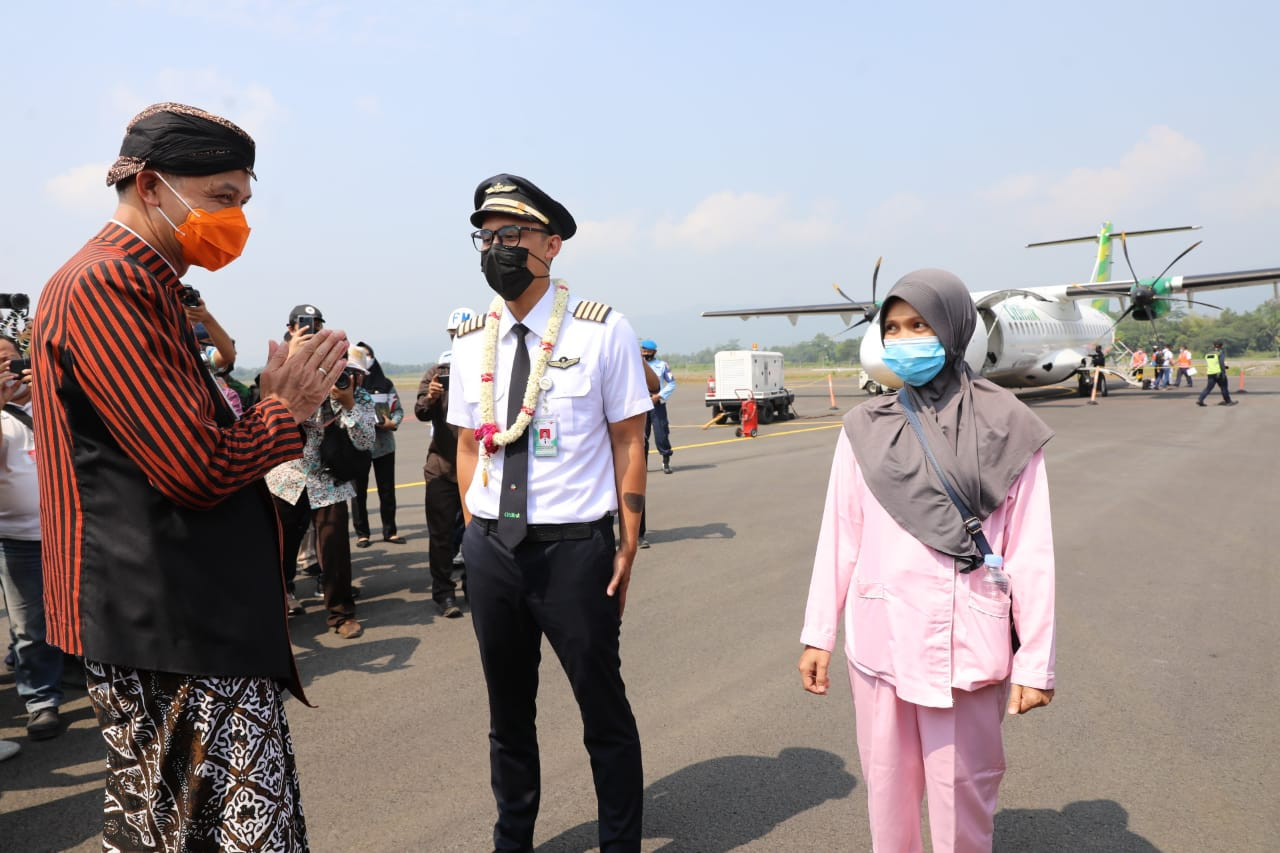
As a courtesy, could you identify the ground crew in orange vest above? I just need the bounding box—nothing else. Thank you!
[1173,345,1194,388]
[1130,348,1148,386]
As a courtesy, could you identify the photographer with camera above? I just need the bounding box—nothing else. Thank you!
[350,342,405,548]
[267,332,376,640]
[185,288,245,417]
[0,336,64,741]
[413,307,474,618]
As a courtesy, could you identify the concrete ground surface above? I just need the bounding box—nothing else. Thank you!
[2,375,1277,852]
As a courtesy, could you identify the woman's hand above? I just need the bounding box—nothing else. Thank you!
[1007,684,1054,715]
[798,646,832,695]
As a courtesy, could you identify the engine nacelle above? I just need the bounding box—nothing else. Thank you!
[859,324,989,392]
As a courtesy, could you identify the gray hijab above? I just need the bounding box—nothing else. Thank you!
[843,269,1053,566]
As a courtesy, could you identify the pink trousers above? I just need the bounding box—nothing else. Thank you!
[850,664,1007,852]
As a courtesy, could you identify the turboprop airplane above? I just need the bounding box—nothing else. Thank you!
[702,222,1280,394]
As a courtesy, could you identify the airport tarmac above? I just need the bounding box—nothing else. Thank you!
[2,375,1277,851]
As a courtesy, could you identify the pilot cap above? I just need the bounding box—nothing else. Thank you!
[471,173,577,240]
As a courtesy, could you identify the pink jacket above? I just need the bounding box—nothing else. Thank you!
[801,433,1056,708]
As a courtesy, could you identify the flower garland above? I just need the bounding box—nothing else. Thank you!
[474,280,570,486]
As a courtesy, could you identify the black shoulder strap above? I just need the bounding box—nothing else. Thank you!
[2,403,33,432]
[896,390,994,573]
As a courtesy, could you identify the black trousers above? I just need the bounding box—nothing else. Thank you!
[274,492,356,628]
[424,476,461,603]
[1198,372,1231,404]
[351,452,398,539]
[462,519,643,853]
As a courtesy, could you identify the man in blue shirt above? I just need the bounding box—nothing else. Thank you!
[640,339,676,474]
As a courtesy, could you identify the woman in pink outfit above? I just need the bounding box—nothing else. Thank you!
[798,269,1057,852]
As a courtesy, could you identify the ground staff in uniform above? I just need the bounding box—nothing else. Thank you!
[448,174,650,853]
[1196,341,1236,406]
[640,339,675,474]
[798,269,1057,852]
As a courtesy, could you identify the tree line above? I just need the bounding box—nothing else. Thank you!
[1113,300,1279,356]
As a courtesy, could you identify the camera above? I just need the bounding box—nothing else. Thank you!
[0,293,30,312]
[179,285,202,308]
[295,314,317,334]
[7,358,30,374]
[334,367,360,391]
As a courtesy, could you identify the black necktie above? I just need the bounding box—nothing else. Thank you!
[497,323,531,548]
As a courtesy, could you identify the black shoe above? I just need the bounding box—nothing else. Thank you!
[1220,400,1237,406]
[287,593,305,616]
[300,563,321,577]
[355,537,371,549]
[663,459,673,474]
[438,597,463,618]
[1196,401,1206,407]
[27,707,61,741]
[638,538,650,549]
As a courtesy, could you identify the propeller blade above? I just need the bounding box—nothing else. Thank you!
[1092,304,1135,343]
[836,317,870,336]
[832,282,858,304]
[871,256,883,304]
[1152,240,1202,283]
[1183,298,1225,311]
[1119,232,1142,286]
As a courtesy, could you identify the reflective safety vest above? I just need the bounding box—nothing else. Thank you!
[1177,350,1192,369]
[1205,351,1222,375]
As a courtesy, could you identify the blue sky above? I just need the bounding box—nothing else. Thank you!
[3,1,1278,363]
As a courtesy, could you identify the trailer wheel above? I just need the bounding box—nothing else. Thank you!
[749,428,758,437]
[759,404,774,425]
[726,412,739,424]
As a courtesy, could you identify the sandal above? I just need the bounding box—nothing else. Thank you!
[355,537,371,549]
[384,535,406,545]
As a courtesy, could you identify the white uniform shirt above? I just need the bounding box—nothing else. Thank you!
[448,286,652,524]
[0,402,41,540]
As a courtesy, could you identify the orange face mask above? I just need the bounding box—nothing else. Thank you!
[155,174,252,271]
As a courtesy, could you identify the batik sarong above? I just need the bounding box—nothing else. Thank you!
[85,660,308,852]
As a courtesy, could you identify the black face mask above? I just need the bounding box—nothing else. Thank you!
[481,244,543,301]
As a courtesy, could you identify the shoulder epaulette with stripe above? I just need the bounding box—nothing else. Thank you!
[572,301,613,323]
[455,315,488,337]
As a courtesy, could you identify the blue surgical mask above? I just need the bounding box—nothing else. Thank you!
[882,336,947,386]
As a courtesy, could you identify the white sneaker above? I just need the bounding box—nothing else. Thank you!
[0,740,19,762]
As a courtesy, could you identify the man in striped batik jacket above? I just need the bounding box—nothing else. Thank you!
[31,102,349,852]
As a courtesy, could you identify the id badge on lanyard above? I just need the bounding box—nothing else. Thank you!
[532,415,559,457]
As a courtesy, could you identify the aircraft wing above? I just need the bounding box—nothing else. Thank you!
[1173,268,1280,292]
[701,301,876,326]
[1057,267,1280,300]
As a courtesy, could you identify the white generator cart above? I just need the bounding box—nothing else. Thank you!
[704,350,795,425]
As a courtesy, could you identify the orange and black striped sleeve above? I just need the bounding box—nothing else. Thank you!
[65,257,302,511]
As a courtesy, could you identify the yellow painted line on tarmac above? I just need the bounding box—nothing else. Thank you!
[386,421,843,491]
[653,421,842,453]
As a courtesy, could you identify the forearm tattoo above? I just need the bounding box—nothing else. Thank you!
[623,492,645,513]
